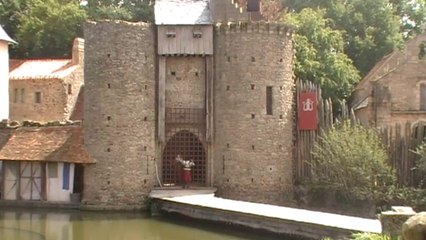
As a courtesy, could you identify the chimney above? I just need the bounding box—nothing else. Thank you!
[72,38,84,65]
[0,26,16,121]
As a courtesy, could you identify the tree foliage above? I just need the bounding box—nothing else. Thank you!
[84,0,153,22]
[282,0,405,76]
[390,0,426,37]
[284,8,360,104]
[0,0,25,40]
[412,141,426,184]
[0,0,153,58]
[312,121,396,203]
[14,0,87,58]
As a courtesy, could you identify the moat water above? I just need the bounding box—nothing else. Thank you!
[0,207,302,240]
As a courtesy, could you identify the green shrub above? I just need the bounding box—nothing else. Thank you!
[312,120,396,203]
[412,141,426,185]
[350,233,394,240]
[389,186,426,211]
[323,233,396,240]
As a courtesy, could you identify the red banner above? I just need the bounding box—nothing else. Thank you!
[299,92,318,130]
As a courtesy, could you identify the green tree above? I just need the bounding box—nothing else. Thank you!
[284,8,360,104]
[390,0,426,37]
[282,0,404,76]
[0,0,25,40]
[335,0,404,76]
[14,0,87,58]
[85,0,153,22]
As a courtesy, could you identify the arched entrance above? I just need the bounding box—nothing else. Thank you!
[162,130,206,186]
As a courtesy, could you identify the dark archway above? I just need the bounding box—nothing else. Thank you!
[162,130,206,186]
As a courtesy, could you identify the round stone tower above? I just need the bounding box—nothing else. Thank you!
[213,22,295,204]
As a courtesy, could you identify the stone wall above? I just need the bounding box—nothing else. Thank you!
[83,20,157,208]
[353,33,426,128]
[165,56,205,109]
[65,39,85,120]
[9,78,68,122]
[213,22,295,204]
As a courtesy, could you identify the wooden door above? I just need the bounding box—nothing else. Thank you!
[20,162,42,200]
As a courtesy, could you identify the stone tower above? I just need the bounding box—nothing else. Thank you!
[0,26,16,120]
[83,21,157,208]
[83,0,295,208]
[213,22,295,204]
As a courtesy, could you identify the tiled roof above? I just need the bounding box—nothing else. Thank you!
[0,126,95,164]
[0,25,16,44]
[9,59,78,80]
[155,0,213,25]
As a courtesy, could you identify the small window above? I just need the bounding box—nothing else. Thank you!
[13,88,18,103]
[419,41,426,60]
[35,92,42,104]
[67,84,72,94]
[166,30,176,38]
[266,86,273,115]
[193,30,202,38]
[20,88,25,103]
[48,163,58,178]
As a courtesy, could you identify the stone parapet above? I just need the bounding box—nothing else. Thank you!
[215,21,295,36]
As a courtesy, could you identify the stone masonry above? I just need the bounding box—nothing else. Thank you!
[352,33,426,127]
[9,38,84,122]
[213,22,295,204]
[83,4,295,208]
[83,21,157,208]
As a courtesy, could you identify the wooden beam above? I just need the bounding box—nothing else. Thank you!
[158,56,166,144]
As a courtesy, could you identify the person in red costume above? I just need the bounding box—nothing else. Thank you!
[176,154,195,189]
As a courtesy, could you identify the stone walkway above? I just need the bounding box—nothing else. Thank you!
[156,192,382,234]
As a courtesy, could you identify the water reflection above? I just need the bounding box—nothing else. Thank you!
[0,208,293,240]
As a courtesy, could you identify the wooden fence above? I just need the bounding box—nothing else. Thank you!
[294,80,424,186]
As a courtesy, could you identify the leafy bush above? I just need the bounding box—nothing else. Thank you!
[350,233,394,240]
[412,141,426,185]
[312,120,396,203]
[389,186,426,211]
[323,233,395,240]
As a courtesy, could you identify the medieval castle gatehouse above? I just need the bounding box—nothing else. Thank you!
[83,0,295,208]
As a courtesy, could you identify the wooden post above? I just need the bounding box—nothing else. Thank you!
[206,56,214,186]
[158,56,166,144]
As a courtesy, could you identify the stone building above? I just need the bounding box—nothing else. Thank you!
[352,32,426,127]
[83,0,295,208]
[9,38,85,122]
[0,26,16,120]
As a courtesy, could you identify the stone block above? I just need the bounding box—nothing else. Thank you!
[402,212,426,240]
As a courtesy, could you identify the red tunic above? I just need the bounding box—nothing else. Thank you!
[183,168,192,183]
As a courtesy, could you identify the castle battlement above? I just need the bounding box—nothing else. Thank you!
[215,21,295,36]
[0,119,81,129]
